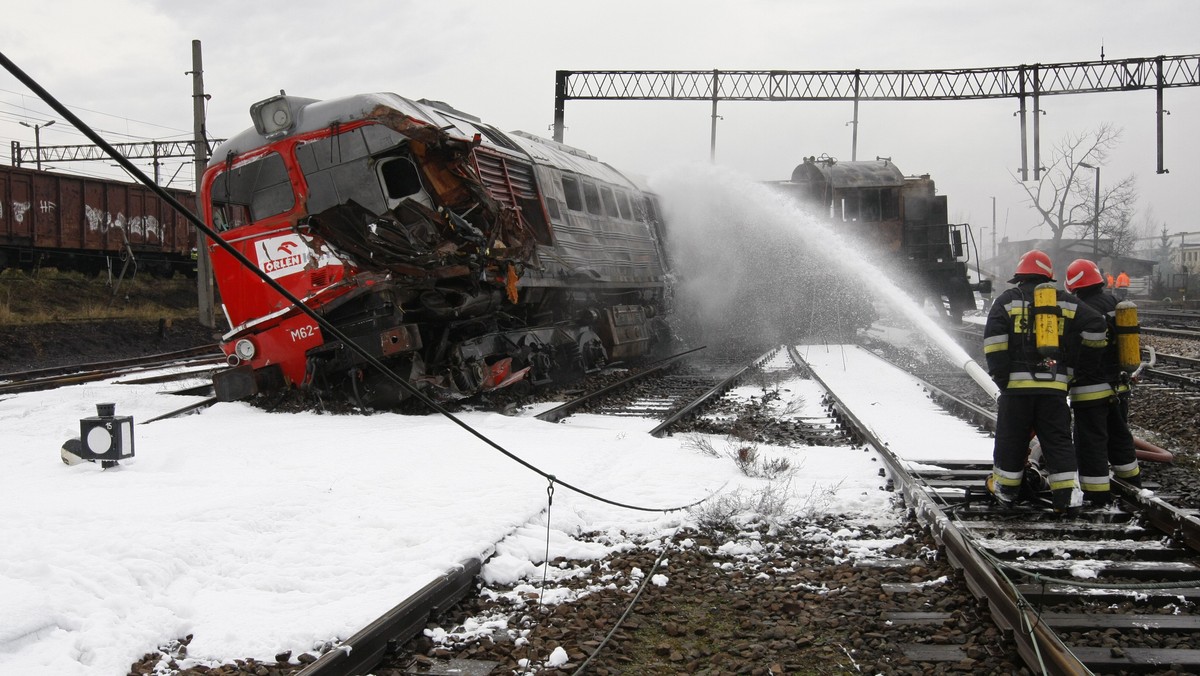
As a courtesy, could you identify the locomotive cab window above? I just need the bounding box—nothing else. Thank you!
[859,189,882,222]
[209,151,294,227]
[378,156,432,210]
[881,188,900,220]
[839,194,860,222]
[297,126,409,217]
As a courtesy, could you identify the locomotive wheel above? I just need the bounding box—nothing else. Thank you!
[346,357,423,408]
[578,329,607,373]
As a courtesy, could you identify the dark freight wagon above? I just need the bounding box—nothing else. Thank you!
[0,164,197,277]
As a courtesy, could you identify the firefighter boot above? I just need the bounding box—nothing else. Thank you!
[1084,491,1112,508]
[986,475,1019,509]
[1052,487,1084,515]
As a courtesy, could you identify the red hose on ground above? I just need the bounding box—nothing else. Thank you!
[1135,436,1174,464]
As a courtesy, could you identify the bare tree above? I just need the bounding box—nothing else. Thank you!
[1012,124,1138,262]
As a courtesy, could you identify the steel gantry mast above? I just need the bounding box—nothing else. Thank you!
[552,54,1200,179]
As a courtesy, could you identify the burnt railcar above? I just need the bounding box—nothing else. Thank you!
[773,155,989,322]
[0,164,196,276]
[203,93,671,406]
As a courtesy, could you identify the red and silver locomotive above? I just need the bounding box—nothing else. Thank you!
[202,93,671,406]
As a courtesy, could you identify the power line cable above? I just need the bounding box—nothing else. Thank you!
[0,48,715,515]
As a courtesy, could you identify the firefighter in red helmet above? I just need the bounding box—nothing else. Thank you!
[983,250,1107,512]
[1065,258,1141,504]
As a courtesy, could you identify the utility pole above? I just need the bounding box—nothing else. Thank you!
[1078,162,1101,257]
[990,196,997,259]
[190,39,216,328]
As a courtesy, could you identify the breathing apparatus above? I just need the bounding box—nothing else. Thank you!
[1115,300,1141,375]
[1029,282,1061,378]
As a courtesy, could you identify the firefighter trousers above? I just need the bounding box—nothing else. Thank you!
[1074,393,1139,484]
[994,393,1076,482]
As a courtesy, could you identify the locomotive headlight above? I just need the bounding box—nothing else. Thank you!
[250,95,294,137]
[234,338,257,361]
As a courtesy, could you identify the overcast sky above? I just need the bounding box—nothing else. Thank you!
[2,0,1198,249]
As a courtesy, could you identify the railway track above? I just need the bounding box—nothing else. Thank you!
[0,345,224,395]
[536,345,781,437]
[311,342,1200,675]
[7,330,1195,675]
[795,343,1200,674]
[1140,308,1200,330]
[1146,351,1200,390]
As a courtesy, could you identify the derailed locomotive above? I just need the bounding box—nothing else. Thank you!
[772,155,990,323]
[203,93,671,406]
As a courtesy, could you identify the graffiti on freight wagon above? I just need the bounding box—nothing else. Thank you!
[1,200,165,240]
[84,205,164,240]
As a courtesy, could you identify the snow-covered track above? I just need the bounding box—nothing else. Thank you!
[794,344,1200,674]
[295,559,481,676]
[534,345,779,436]
[0,346,223,394]
[534,346,704,424]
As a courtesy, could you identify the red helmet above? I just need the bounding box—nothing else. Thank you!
[1010,249,1055,282]
[1065,258,1103,292]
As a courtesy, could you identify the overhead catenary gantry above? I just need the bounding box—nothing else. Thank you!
[552,54,1200,179]
[9,138,223,185]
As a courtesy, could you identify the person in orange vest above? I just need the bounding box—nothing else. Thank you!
[1114,270,1130,299]
[1106,273,1115,288]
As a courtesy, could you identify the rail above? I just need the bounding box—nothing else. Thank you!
[790,345,1090,674]
[0,348,224,395]
[295,558,481,676]
[648,346,778,437]
[535,346,705,423]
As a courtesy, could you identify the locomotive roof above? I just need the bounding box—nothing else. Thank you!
[788,157,906,189]
[209,92,643,191]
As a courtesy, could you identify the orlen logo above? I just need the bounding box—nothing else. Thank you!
[256,234,308,279]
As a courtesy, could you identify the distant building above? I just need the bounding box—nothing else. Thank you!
[1164,241,1200,301]
[1168,241,1200,273]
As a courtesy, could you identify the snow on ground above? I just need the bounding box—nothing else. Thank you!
[0,342,993,674]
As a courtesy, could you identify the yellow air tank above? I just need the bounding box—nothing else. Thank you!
[1115,300,1141,373]
[1033,283,1060,357]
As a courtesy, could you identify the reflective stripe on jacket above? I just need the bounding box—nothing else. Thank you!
[983,281,1106,396]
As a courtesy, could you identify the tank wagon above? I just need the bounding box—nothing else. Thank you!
[772,155,990,322]
[203,92,671,406]
[0,164,196,277]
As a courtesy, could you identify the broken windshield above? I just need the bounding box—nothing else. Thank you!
[297,124,410,217]
[209,152,294,230]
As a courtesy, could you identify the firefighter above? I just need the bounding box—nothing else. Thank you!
[1065,258,1141,504]
[1114,270,1131,300]
[983,250,1106,513]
